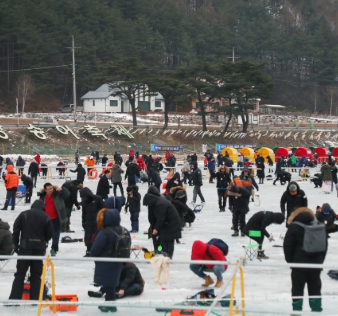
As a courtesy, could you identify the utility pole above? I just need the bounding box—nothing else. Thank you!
[72,36,77,121]
[228,47,241,64]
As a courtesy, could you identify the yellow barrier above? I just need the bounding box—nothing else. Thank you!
[229,261,246,316]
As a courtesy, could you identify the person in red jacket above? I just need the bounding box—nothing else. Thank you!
[189,240,228,288]
[137,157,145,171]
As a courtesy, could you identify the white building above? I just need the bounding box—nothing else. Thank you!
[80,84,165,113]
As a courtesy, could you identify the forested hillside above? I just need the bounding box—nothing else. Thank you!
[1,0,338,113]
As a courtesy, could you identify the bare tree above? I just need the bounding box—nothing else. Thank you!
[16,74,34,113]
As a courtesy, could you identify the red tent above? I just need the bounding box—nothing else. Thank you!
[314,147,330,162]
[331,147,338,160]
[275,147,292,162]
[295,147,312,158]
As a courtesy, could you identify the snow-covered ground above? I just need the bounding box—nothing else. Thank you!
[0,163,337,315]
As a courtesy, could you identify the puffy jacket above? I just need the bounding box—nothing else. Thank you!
[21,174,33,188]
[215,167,231,189]
[148,168,162,187]
[190,163,203,186]
[284,207,327,271]
[118,263,144,291]
[62,180,81,208]
[191,240,227,269]
[16,156,26,167]
[125,162,140,182]
[28,161,40,177]
[137,157,145,171]
[228,186,250,214]
[143,186,182,241]
[280,181,308,220]
[85,157,95,167]
[90,209,125,287]
[4,165,19,189]
[166,172,182,193]
[127,185,141,213]
[0,219,14,255]
[321,164,332,181]
[111,164,124,183]
[80,187,105,247]
[12,200,53,253]
[96,175,111,200]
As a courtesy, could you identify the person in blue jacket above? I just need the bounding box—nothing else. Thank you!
[90,208,126,312]
[207,158,216,183]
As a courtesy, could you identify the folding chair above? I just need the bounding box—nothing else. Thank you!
[242,230,261,261]
[15,185,26,206]
[0,249,14,272]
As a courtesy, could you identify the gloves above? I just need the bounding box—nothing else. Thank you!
[14,245,19,254]
[269,235,275,242]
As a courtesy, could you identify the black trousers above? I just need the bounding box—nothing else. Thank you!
[242,227,263,250]
[113,182,124,196]
[217,190,227,207]
[9,250,44,300]
[232,211,246,232]
[25,186,33,203]
[32,176,38,187]
[162,240,175,259]
[291,269,322,311]
[4,189,17,210]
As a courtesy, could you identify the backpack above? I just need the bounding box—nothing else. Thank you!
[206,238,229,257]
[292,221,327,255]
[104,226,131,258]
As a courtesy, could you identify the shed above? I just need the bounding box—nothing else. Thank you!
[275,147,292,162]
[295,147,312,159]
[221,148,239,162]
[257,147,275,163]
[239,148,255,162]
[314,147,330,163]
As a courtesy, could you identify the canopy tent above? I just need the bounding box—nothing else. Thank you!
[314,147,330,163]
[295,147,312,158]
[257,147,275,163]
[239,148,255,162]
[275,147,292,162]
[221,147,239,162]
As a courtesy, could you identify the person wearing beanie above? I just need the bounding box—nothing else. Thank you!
[20,174,33,204]
[61,180,83,232]
[280,181,308,226]
[126,185,141,233]
[316,203,338,236]
[9,200,53,301]
[243,211,285,259]
[1,165,19,211]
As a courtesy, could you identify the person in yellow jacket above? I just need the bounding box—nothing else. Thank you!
[85,155,96,175]
[1,165,19,210]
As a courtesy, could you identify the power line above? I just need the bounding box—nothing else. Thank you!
[0,64,72,73]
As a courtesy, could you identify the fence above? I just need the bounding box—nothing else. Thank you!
[0,254,337,316]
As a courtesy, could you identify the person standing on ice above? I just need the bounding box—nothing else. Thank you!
[283,207,327,313]
[28,159,40,188]
[214,165,231,212]
[70,163,86,183]
[243,211,285,259]
[190,161,205,206]
[280,182,308,226]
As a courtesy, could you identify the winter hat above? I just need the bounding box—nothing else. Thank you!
[90,156,93,159]
[31,199,45,212]
[175,190,186,199]
[272,212,285,224]
[289,184,297,192]
[322,203,333,215]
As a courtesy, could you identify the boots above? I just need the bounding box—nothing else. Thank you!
[214,280,224,288]
[201,275,214,287]
[257,250,269,259]
[232,231,239,237]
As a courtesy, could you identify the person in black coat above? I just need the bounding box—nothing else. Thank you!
[190,161,205,205]
[126,185,141,232]
[256,161,265,184]
[228,185,250,237]
[125,160,140,186]
[28,160,40,188]
[266,155,274,173]
[88,262,144,299]
[243,211,285,259]
[0,155,3,176]
[143,186,182,258]
[90,209,127,312]
[16,155,26,176]
[215,165,231,212]
[310,173,322,188]
[280,181,308,226]
[21,174,33,204]
[96,170,112,200]
[283,207,327,313]
[147,167,162,191]
[316,203,338,235]
[330,162,338,190]
[80,187,105,256]
[175,190,195,227]
[70,163,86,183]
[273,158,285,185]
[61,180,83,232]
[9,200,53,301]
[101,154,108,167]
[166,172,182,193]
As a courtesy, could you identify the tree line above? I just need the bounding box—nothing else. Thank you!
[1,0,338,114]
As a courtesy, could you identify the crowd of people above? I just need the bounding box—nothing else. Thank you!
[0,148,336,314]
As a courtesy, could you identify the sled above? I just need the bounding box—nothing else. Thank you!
[193,204,204,213]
